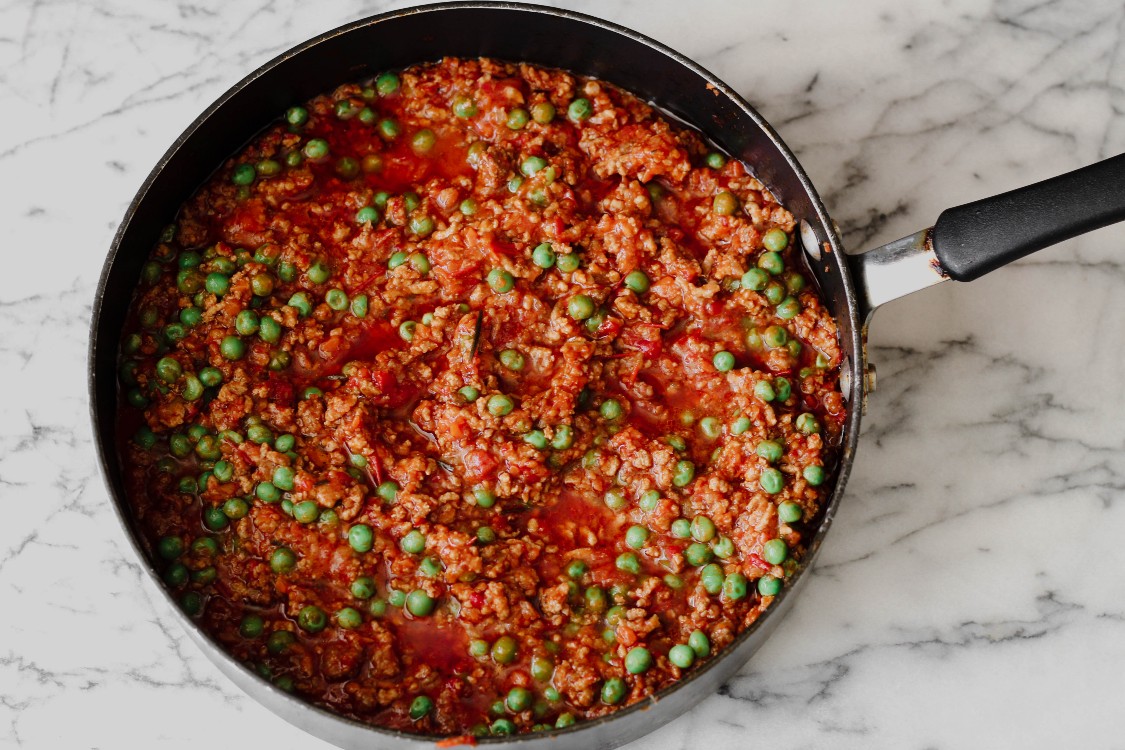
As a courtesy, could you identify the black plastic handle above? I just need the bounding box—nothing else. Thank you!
[931,153,1125,282]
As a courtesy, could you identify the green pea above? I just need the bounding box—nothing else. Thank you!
[707,349,737,374]
[302,138,329,160]
[556,253,580,272]
[754,379,778,403]
[231,163,256,186]
[446,93,478,119]
[335,606,362,629]
[476,526,496,544]
[179,591,204,616]
[409,695,434,720]
[684,542,713,567]
[457,197,478,217]
[691,516,717,543]
[506,686,532,712]
[239,614,264,639]
[270,466,294,492]
[567,294,594,321]
[777,296,802,320]
[773,502,803,527]
[498,349,525,371]
[154,356,181,384]
[156,536,183,561]
[529,242,556,269]
[529,100,555,124]
[672,460,695,487]
[667,643,695,670]
[292,501,319,524]
[375,72,399,95]
[202,505,228,531]
[637,489,659,512]
[523,430,548,450]
[506,108,530,130]
[601,677,626,704]
[706,533,733,558]
[763,281,786,305]
[257,158,281,177]
[521,155,547,177]
[529,654,554,683]
[343,575,376,601]
[257,316,281,344]
[419,557,442,578]
[350,294,368,318]
[625,525,649,549]
[760,467,785,494]
[491,719,515,735]
[763,538,788,565]
[718,572,748,602]
[776,374,794,401]
[487,268,515,293]
[231,309,259,337]
[354,205,380,226]
[387,589,407,608]
[758,575,782,596]
[615,552,641,575]
[162,560,188,587]
[803,464,826,486]
[216,335,244,361]
[621,646,651,674]
[223,497,248,521]
[756,440,783,464]
[125,388,149,409]
[600,488,625,511]
[267,629,297,656]
[285,106,309,127]
[699,563,724,594]
[758,250,785,275]
[487,394,514,417]
[763,227,789,251]
[179,374,203,402]
[194,434,220,461]
[332,153,360,178]
[377,480,399,503]
[457,385,480,404]
[623,269,650,294]
[599,398,622,420]
[681,631,708,661]
[297,605,327,633]
[666,518,690,539]
[762,325,788,348]
[796,413,821,435]
[567,98,592,122]
[550,425,572,450]
[347,524,374,553]
[713,191,740,219]
[264,631,299,660]
[491,635,518,664]
[398,529,426,558]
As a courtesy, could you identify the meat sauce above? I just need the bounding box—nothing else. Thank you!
[116,57,846,738]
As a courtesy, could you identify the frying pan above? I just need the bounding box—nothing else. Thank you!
[88,3,1125,749]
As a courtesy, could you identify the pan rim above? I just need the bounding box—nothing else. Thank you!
[88,1,863,745]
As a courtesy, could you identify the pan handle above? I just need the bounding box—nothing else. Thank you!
[845,153,1125,322]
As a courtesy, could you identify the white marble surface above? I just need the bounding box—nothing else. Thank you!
[3,0,1125,747]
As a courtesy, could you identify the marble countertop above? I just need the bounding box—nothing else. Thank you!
[3,0,1124,747]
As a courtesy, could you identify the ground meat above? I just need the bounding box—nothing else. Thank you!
[116,57,845,739]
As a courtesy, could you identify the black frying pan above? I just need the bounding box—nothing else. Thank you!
[88,4,1125,749]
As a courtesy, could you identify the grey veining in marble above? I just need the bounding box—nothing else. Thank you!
[2,0,1124,748]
